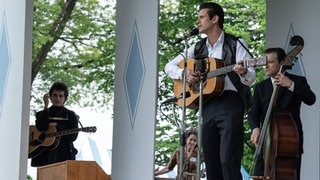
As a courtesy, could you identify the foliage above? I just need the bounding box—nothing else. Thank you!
[31,0,116,113]
[156,0,266,172]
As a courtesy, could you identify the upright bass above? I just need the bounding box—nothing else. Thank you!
[250,35,304,180]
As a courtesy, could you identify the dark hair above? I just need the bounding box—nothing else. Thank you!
[49,82,69,100]
[182,129,198,147]
[199,2,224,29]
[264,47,286,63]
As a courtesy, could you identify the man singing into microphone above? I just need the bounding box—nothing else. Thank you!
[165,2,256,180]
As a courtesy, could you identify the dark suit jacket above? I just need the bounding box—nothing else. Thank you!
[31,106,79,167]
[248,73,316,153]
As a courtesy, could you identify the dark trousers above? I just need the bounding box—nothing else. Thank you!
[201,90,244,180]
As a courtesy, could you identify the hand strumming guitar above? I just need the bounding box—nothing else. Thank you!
[186,69,199,84]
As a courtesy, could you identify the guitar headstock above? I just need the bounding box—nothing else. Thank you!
[82,126,97,133]
[244,55,267,68]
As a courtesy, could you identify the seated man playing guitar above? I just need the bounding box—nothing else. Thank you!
[31,82,79,167]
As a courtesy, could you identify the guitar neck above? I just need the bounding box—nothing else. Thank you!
[47,128,83,137]
[207,64,234,79]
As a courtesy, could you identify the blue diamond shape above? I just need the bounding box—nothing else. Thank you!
[0,15,11,117]
[123,22,145,128]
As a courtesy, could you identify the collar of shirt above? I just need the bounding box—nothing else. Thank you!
[205,31,224,59]
[270,77,277,87]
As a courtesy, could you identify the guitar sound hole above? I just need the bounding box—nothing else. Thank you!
[193,83,200,93]
[192,82,207,94]
[38,133,46,141]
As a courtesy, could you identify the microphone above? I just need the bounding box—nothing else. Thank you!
[161,91,191,104]
[173,28,199,45]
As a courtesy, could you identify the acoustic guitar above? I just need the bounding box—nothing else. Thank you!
[28,123,96,158]
[174,56,267,109]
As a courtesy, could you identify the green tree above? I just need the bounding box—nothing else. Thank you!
[156,0,266,172]
[31,0,116,112]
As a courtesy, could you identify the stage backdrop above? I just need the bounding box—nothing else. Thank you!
[266,0,320,179]
[112,0,159,179]
[0,0,33,179]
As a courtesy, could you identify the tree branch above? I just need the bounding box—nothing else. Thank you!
[32,0,78,84]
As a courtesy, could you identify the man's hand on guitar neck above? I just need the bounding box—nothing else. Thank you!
[233,62,248,76]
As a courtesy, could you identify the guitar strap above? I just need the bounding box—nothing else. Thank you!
[237,38,254,58]
[76,113,84,128]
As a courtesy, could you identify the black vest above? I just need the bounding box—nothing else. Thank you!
[194,33,252,110]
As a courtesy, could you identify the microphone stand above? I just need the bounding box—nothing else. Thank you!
[178,37,189,180]
[195,56,208,180]
[196,79,204,180]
